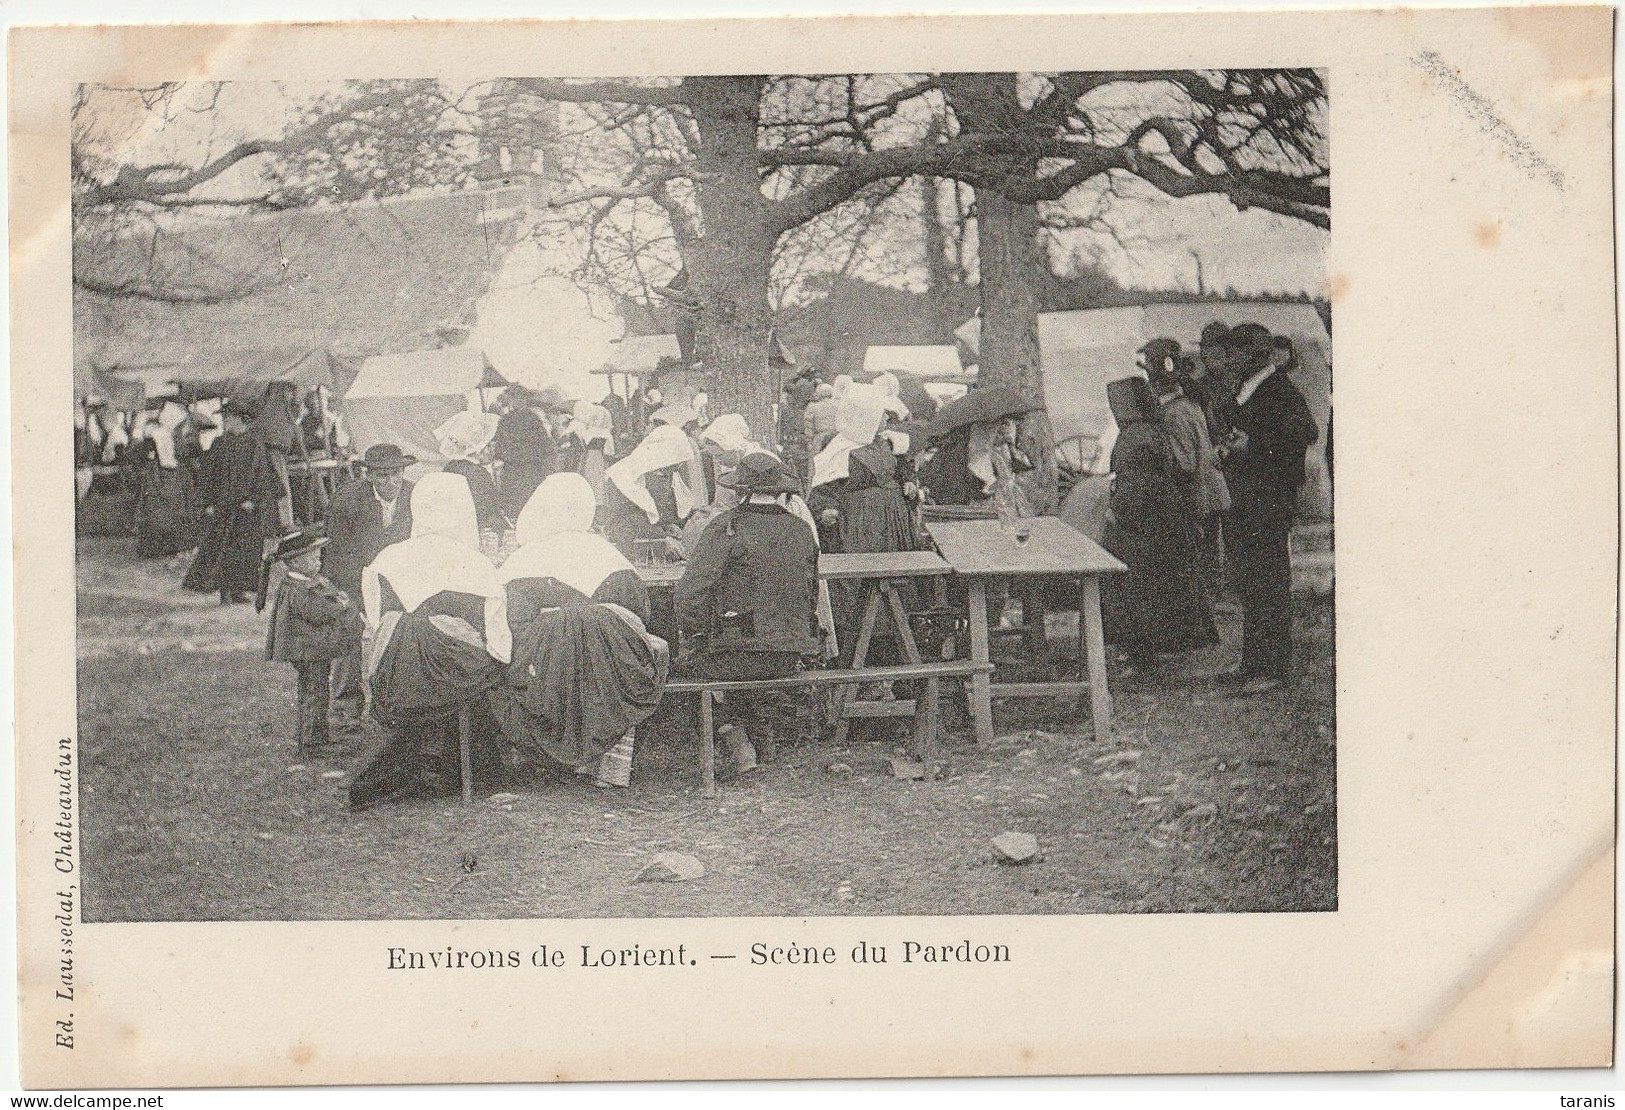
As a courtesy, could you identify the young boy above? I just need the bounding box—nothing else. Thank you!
[260,528,362,755]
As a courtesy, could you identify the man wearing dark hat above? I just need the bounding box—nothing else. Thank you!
[1217,323,1319,696]
[675,452,821,774]
[184,397,286,604]
[322,443,416,742]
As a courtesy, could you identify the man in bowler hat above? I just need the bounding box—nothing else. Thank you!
[1216,323,1319,696]
[321,443,416,742]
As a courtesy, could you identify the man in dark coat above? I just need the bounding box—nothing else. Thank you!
[184,399,284,603]
[321,443,416,742]
[674,452,821,772]
[1217,323,1319,695]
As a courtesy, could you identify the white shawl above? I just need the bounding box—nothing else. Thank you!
[434,410,501,462]
[605,423,695,525]
[809,391,886,490]
[873,371,910,418]
[363,472,510,662]
[499,472,634,600]
[566,401,615,455]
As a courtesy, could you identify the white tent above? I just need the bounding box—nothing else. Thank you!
[603,334,683,375]
[596,334,684,399]
[957,302,1332,518]
[342,347,491,479]
[863,345,964,378]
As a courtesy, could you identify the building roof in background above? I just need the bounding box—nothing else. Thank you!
[74,185,531,386]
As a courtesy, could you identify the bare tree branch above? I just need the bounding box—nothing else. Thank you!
[544,160,697,207]
[78,86,406,207]
[511,77,690,108]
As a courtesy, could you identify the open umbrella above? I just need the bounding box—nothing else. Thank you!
[925,383,1040,441]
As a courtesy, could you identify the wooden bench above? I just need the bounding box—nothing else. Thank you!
[664,659,992,796]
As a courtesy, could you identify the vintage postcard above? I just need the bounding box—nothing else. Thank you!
[11,8,1615,1087]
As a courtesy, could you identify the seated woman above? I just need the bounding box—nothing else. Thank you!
[489,473,668,787]
[348,473,512,811]
[435,410,504,536]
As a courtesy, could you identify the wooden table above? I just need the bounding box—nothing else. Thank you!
[817,551,954,750]
[635,550,951,590]
[925,516,1127,747]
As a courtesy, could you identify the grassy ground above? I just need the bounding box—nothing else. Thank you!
[76,535,1336,921]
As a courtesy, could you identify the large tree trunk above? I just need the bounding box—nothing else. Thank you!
[944,73,1059,512]
[974,187,1058,512]
[682,76,779,440]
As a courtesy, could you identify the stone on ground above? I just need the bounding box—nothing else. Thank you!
[636,852,705,882]
[992,832,1039,864]
[889,757,926,780]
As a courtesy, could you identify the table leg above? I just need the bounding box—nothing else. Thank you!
[1082,575,1111,742]
[699,690,717,798]
[831,583,884,745]
[850,584,882,668]
[458,705,473,805]
[967,579,995,748]
[885,583,935,767]
[922,678,941,771]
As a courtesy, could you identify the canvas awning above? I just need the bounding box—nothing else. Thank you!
[80,346,351,409]
[863,345,964,378]
[345,347,495,399]
[343,347,499,475]
[594,334,683,376]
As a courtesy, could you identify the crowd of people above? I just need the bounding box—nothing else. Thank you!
[75,381,345,600]
[78,320,1324,809]
[1101,321,1320,697]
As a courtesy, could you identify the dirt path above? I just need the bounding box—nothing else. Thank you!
[76,536,1337,921]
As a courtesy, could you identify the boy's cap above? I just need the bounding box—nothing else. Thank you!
[270,527,329,563]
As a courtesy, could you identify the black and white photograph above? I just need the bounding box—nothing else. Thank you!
[70,70,1335,922]
[16,7,1618,1089]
